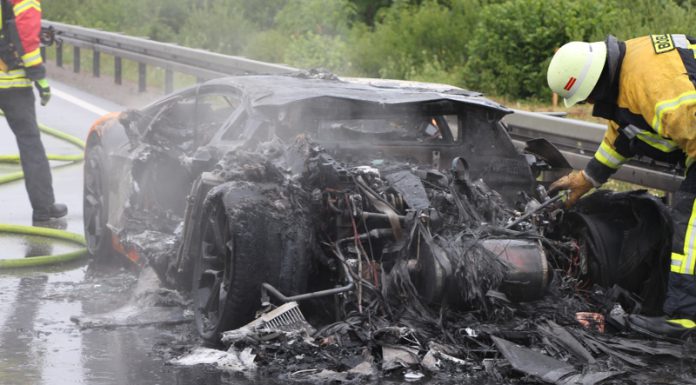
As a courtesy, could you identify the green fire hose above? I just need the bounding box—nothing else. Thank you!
[0,118,89,269]
[0,223,87,268]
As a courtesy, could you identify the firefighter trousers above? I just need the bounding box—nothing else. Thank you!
[665,167,696,317]
[0,87,55,211]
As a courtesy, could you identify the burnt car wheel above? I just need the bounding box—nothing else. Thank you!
[83,143,113,261]
[192,183,311,343]
[563,190,672,314]
[193,199,257,342]
[193,200,234,340]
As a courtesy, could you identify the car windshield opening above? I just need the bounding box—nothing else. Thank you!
[315,114,458,143]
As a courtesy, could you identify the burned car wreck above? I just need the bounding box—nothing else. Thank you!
[83,72,691,383]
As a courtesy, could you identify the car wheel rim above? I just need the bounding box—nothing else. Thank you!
[195,202,233,336]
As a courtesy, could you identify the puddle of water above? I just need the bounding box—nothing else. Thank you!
[36,299,84,385]
[0,275,49,385]
[0,164,20,174]
[0,233,83,260]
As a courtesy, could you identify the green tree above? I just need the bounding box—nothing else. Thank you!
[259,0,357,72]
[243,30,291,64]
[150,0,192,41]
[349,0,393,25]
[42,0,696,100]
[274,0,356,36]
[464,0,624,99]
[348,0,483,83]
[237,0,289,29]
[45,0,192,42]
[178,0,257,55]
[611,0,696,38]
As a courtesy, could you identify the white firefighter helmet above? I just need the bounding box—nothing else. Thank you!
[547,41,607,107]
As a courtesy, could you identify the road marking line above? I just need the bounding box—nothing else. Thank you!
[52,88,110,116]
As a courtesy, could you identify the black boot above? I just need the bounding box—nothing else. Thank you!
[627,315,696,338]
[32,203,68,222]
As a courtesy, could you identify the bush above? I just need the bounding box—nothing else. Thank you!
[348,0,483,83]
[45,0,193,42]
[178,0,257,55]
[274,0,356,37]
[350,0,394,26]
[266,0,356,72]
[284,33,352,72]
[237,0,289,29]
[463,0,624,100]
[243,30,292,65]
[610,0,696,39]
[43,0,696,101]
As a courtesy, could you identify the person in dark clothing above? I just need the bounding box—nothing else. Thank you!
[547,34,696,337]
[0,0,66,222]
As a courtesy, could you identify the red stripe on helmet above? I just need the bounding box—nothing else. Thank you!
[564,77,577,91]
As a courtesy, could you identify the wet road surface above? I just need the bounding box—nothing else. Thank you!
[0,82,257,385]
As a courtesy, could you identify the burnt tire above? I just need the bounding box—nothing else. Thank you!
[83,143,114,261]
[192,183,310,343]
[564,190,672,315]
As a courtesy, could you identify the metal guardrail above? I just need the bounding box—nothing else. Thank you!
[42,21,296,93]
[503,111,684,192]
[41,21,684,192]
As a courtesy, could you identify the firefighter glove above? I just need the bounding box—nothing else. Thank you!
[34,78,51,106]
[548,170,595,208]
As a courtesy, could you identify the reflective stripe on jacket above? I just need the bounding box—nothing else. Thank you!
[672,196,696,275]
[0,0,41,88]
[587,34,696,183]
[0,67,30,87]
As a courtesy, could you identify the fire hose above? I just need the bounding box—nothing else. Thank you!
[0,117,88,269]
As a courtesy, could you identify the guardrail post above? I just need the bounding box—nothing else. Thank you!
[73,46,80,73]
[56,44,63,68]
[93,50,100,77]
[40,46,46,62]
[114,56,122,85]
[138,62,146,92]
[165,68,173,94]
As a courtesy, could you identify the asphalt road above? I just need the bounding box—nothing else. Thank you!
[0,81,252,385]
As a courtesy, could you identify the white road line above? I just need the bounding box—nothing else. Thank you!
[52,87,110,116]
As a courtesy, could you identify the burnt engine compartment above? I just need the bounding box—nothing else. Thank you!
[179,136,586,333]
[296,146,551,314]
[119,124,670,324]
[182,139,683,384]
[91,80,689,382]
[112,126,683,382]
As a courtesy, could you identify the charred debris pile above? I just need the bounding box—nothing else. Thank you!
[164,137,692,384]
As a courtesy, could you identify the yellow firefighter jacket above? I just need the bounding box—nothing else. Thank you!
[0,0,44,88]
[585,34,696,185]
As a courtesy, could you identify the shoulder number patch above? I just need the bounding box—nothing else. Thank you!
[651,34,675,54]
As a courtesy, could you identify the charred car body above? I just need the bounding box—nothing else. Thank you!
[83,72,671,354]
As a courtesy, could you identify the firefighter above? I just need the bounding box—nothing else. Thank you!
[0,0,66,222]
[547,34,696,337]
